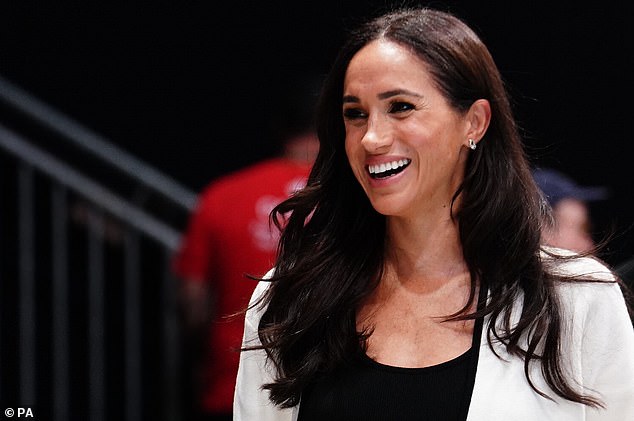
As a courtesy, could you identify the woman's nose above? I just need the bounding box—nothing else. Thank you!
[360,117,392,153]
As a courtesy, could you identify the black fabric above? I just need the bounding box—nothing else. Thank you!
[298,310,484,421]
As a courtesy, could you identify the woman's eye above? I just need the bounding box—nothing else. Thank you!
[343,108,366,120]
[389,101,415,113]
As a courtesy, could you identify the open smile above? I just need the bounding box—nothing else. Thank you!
[367,159,411,179]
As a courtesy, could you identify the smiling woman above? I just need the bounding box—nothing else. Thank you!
[0,2,631,421]
[342,39,490,219]
[233,6,634,421]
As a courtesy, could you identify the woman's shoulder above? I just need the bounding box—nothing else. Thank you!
[245,269,275,327]
[541,246,615,281]
[541,247,627,314]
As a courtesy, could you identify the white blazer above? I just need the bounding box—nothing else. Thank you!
[234,256,634,420]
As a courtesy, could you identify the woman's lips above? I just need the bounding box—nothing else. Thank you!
[367,158,411,179]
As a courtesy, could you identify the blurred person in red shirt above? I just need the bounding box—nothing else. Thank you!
[172,74,321,421]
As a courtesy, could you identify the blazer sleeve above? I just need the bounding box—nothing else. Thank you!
[581,280,634,420]
[233,277,295,421]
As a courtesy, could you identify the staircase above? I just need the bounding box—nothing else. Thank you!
[0,74,197,421]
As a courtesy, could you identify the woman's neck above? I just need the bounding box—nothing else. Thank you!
[384,213,467,285]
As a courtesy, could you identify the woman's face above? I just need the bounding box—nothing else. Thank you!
[343,40,472,219]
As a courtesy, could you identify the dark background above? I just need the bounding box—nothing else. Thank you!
[1,0,633,266]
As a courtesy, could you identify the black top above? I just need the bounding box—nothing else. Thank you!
[298,312,484,421]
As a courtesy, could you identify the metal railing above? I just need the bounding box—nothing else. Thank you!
[0,74,196,421]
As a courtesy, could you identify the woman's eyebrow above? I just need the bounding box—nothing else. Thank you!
[342,89,423,104]
[377,89,422,100]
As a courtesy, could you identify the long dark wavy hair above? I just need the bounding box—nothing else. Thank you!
[246,6,617,409]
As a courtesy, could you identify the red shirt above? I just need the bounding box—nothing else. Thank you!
[172,157,311,413]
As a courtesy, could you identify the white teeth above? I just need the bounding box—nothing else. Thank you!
[368,159,411,175]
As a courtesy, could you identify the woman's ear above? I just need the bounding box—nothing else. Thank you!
[465,99,491,146]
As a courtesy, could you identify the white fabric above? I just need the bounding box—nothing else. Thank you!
[234,257,634,420]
